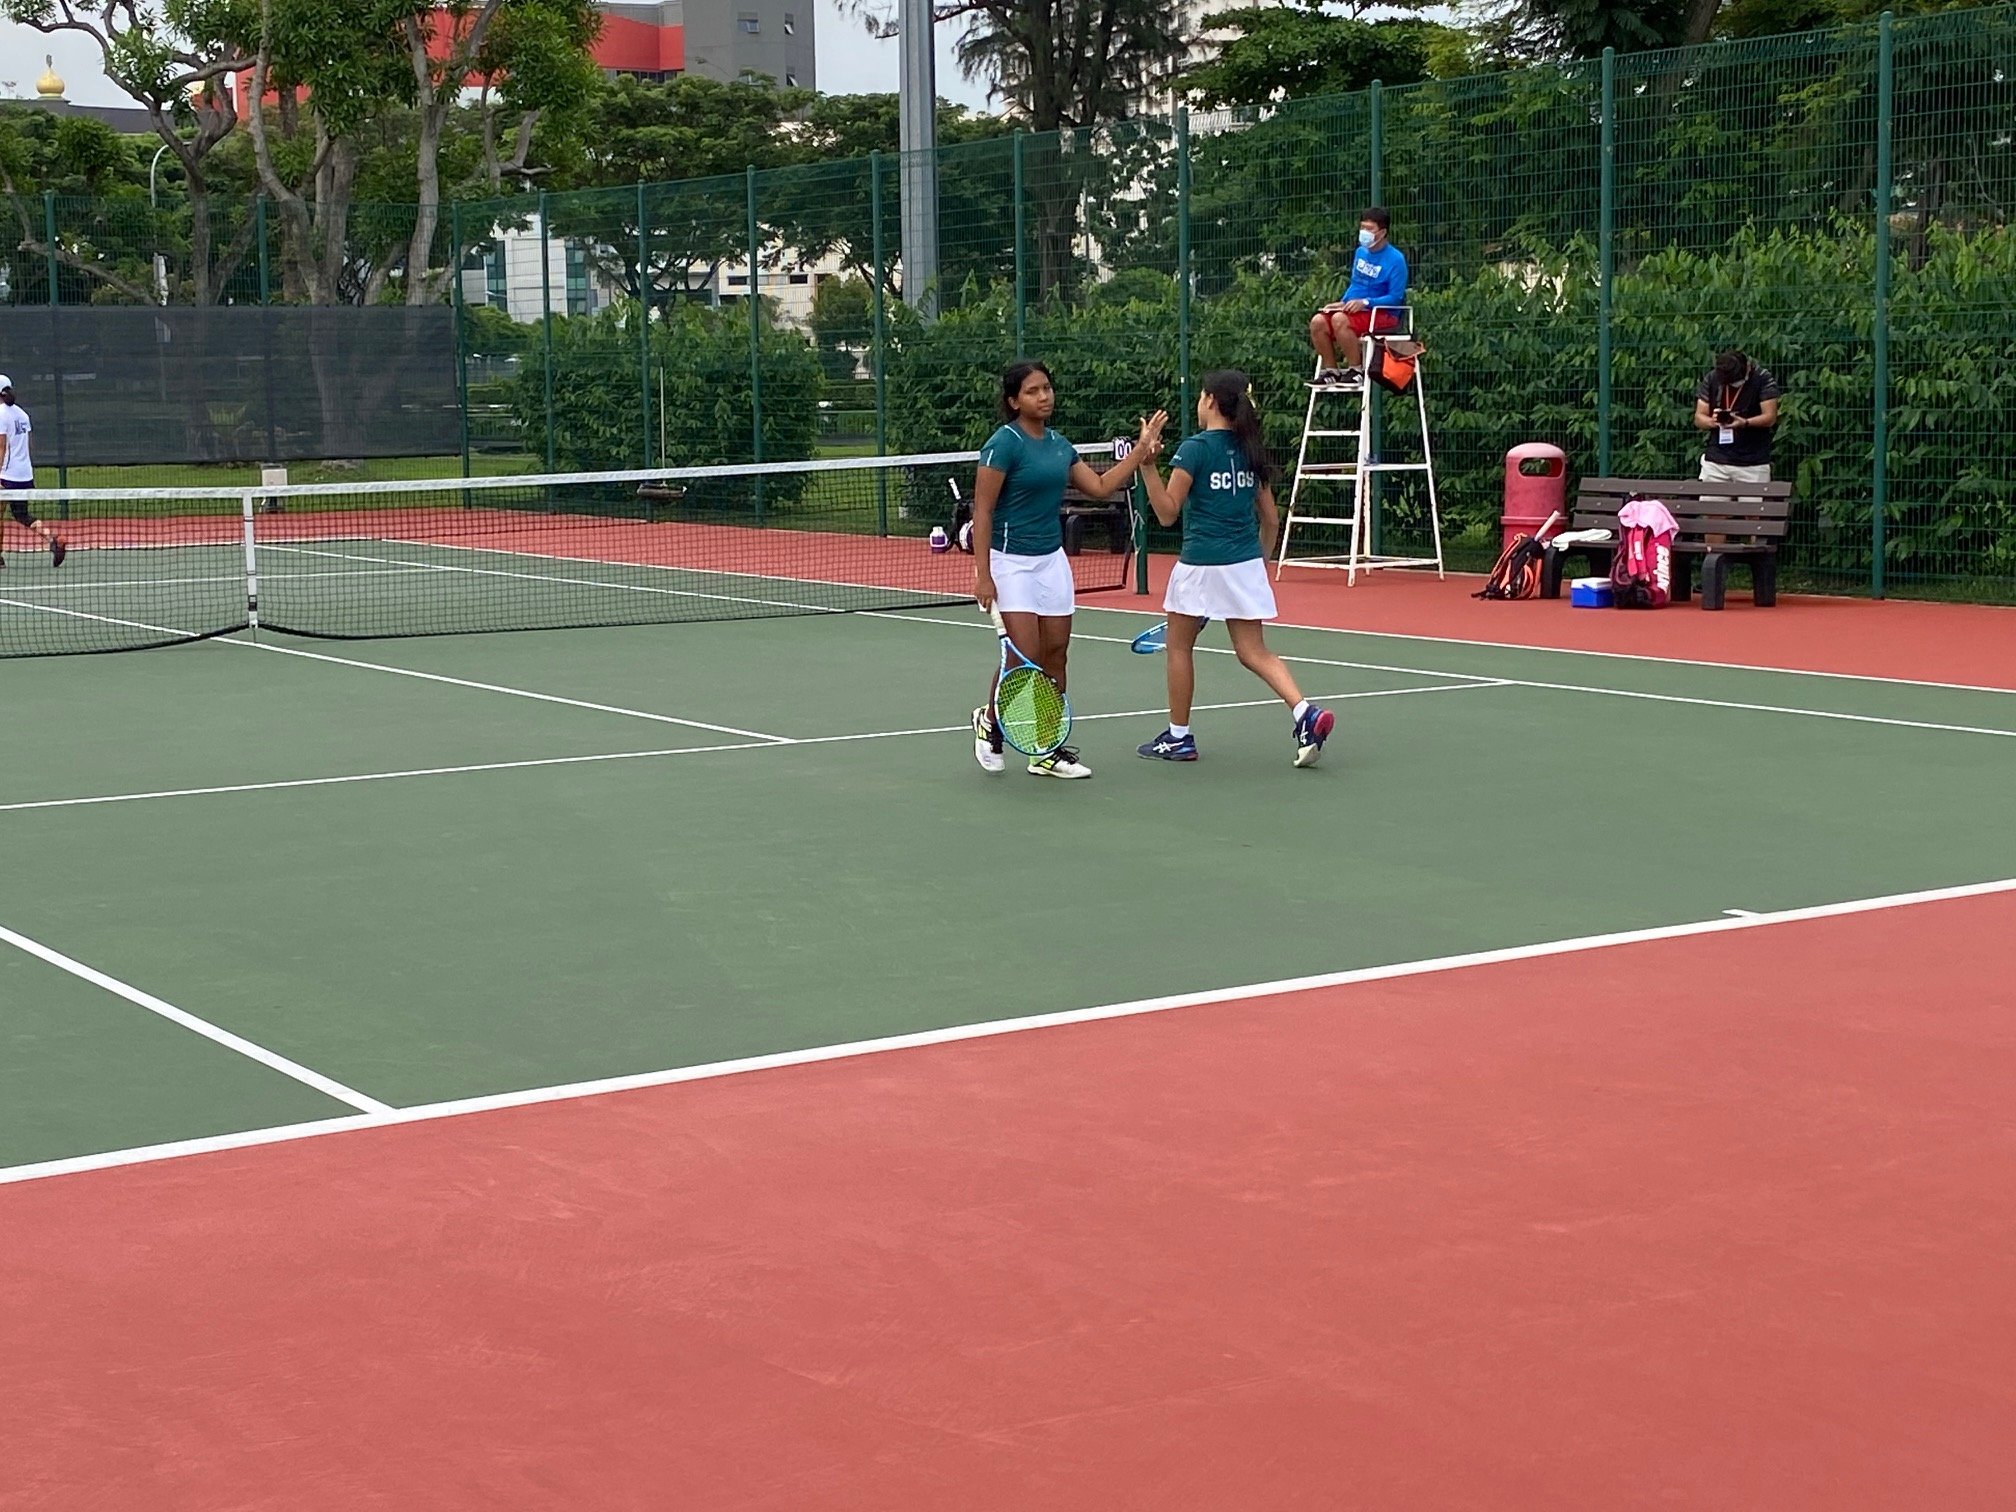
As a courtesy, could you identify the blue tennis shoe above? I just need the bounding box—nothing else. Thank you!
[1137,728,1199,761]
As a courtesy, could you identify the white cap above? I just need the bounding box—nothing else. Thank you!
[0,375,12,392]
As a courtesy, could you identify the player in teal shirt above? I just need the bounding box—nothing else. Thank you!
[969,359,1165,780]
[1137,369,1335,767]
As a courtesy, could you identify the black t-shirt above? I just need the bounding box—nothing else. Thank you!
[1697,365,1782,466]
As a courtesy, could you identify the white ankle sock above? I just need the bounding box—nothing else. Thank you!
[1292,700,1311,721]
[1169,724,1191,739]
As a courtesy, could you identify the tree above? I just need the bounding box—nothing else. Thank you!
[0,107,159,303]
[1,0,253,302]
[763,94,1016,300]
[542,74,815,313]
[808,272,871,378]
[395,0,601,305]
[234,0,595,307]
[1176,3,1448,109]
[947,0,1190,131]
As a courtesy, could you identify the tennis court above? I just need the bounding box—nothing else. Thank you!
[4,498,2015,1507]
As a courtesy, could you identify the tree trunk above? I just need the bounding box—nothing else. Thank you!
[407,103,449,305]
[187,175,213,305]
[1680,0,1722,47]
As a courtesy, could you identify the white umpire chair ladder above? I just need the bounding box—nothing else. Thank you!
[1275,307,1444,584]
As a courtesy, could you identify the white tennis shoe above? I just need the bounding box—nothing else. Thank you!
[972,706,1005,773]
[1027,746,1091,779]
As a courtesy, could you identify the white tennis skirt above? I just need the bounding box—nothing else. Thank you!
[991,547,1076,617]
[1165,558,1278,621]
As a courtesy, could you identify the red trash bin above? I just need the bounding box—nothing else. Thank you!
[1502,443,1567,551]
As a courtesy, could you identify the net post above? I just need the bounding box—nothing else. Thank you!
[1597,48,1615,479]
[1176,108,1192,428]
[871,150,890,533]
[637,182,654,473]
[1871,10,1893,600]
[451,200,471,496]
[747,164,765,526]
[1133,467,1149,596]
[241,491,261,636]
[1012,130,1027,356]
[539,190,556,476]
[43,191,69,493]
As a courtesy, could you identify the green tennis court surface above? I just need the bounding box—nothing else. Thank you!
[4,605,2013,1172]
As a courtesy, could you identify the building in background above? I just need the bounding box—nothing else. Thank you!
[592,0,815,89]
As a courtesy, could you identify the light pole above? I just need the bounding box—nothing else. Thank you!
[148,144,171,304]
[897,0,938,317]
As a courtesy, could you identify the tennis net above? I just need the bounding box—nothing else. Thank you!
[0,449,1139,657]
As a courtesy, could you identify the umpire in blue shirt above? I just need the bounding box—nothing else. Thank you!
[1309,208,1410,385]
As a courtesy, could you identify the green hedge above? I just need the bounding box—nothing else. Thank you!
[512,301,822,485]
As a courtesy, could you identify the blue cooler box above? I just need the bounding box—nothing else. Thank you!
[1570,577,1614,608]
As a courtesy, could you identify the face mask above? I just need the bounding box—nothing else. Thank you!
[1358,229,1378,248]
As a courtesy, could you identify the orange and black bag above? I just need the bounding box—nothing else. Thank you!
[1474,533,1547,600]
[1368,338,1423,395]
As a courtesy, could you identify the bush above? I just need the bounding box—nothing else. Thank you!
[832,223,2016,590]
[512,300,822,486]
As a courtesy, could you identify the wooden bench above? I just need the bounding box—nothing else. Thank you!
[1539,477,1794,610]
[1060,482,1133,557]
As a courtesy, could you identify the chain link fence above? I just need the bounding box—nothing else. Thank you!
[4,6,2011,597]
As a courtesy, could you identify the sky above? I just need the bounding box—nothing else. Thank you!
[0,0,994,111]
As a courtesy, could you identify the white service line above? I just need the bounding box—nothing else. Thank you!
[4,872,2011,1189]
[0,922,390,1116]
[0,596,794,741]
[0,742,780,813]
[232,639,796,743]
[0,682,1498,816]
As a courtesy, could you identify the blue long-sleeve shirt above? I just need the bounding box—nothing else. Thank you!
[1341,243,1409,307]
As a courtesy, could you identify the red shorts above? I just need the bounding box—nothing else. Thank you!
[1339,307,1406,338]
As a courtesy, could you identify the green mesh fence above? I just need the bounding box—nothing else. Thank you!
[5,5,2012,598]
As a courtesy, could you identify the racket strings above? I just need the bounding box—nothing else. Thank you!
[996,665,1067,754]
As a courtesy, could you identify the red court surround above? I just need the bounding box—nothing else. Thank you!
[6,893,2013,1509]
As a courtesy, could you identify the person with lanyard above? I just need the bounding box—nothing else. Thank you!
[0,375,68,570]
[969,359,1166,780]
[1694,348,1782,483]
[1308,208,1409,386]
[1134,369,1335,768]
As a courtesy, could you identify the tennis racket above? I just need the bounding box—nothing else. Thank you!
[986,605,1071,757]
[1130,618,1209,654]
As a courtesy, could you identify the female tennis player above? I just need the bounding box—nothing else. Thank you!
[1136,369,1334,768]
[970,359,1165,778]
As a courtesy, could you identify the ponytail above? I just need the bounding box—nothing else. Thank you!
[1200,369,1276,489]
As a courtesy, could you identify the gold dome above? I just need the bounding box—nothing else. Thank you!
[36,55,66,99]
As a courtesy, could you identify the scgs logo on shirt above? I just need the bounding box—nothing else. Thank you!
[1208,469,1256,492]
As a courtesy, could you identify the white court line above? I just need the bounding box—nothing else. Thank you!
[1068,600,2016,698]
[0,681,1499,816]
[1723,909,1762,918]
[882,612,2016,742]
[4,872,2011,1189]
[0,597,796,744]
[0,921,390,1116]
[236,639,797,743]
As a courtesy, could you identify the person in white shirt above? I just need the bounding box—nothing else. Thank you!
[0,375,67,568]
